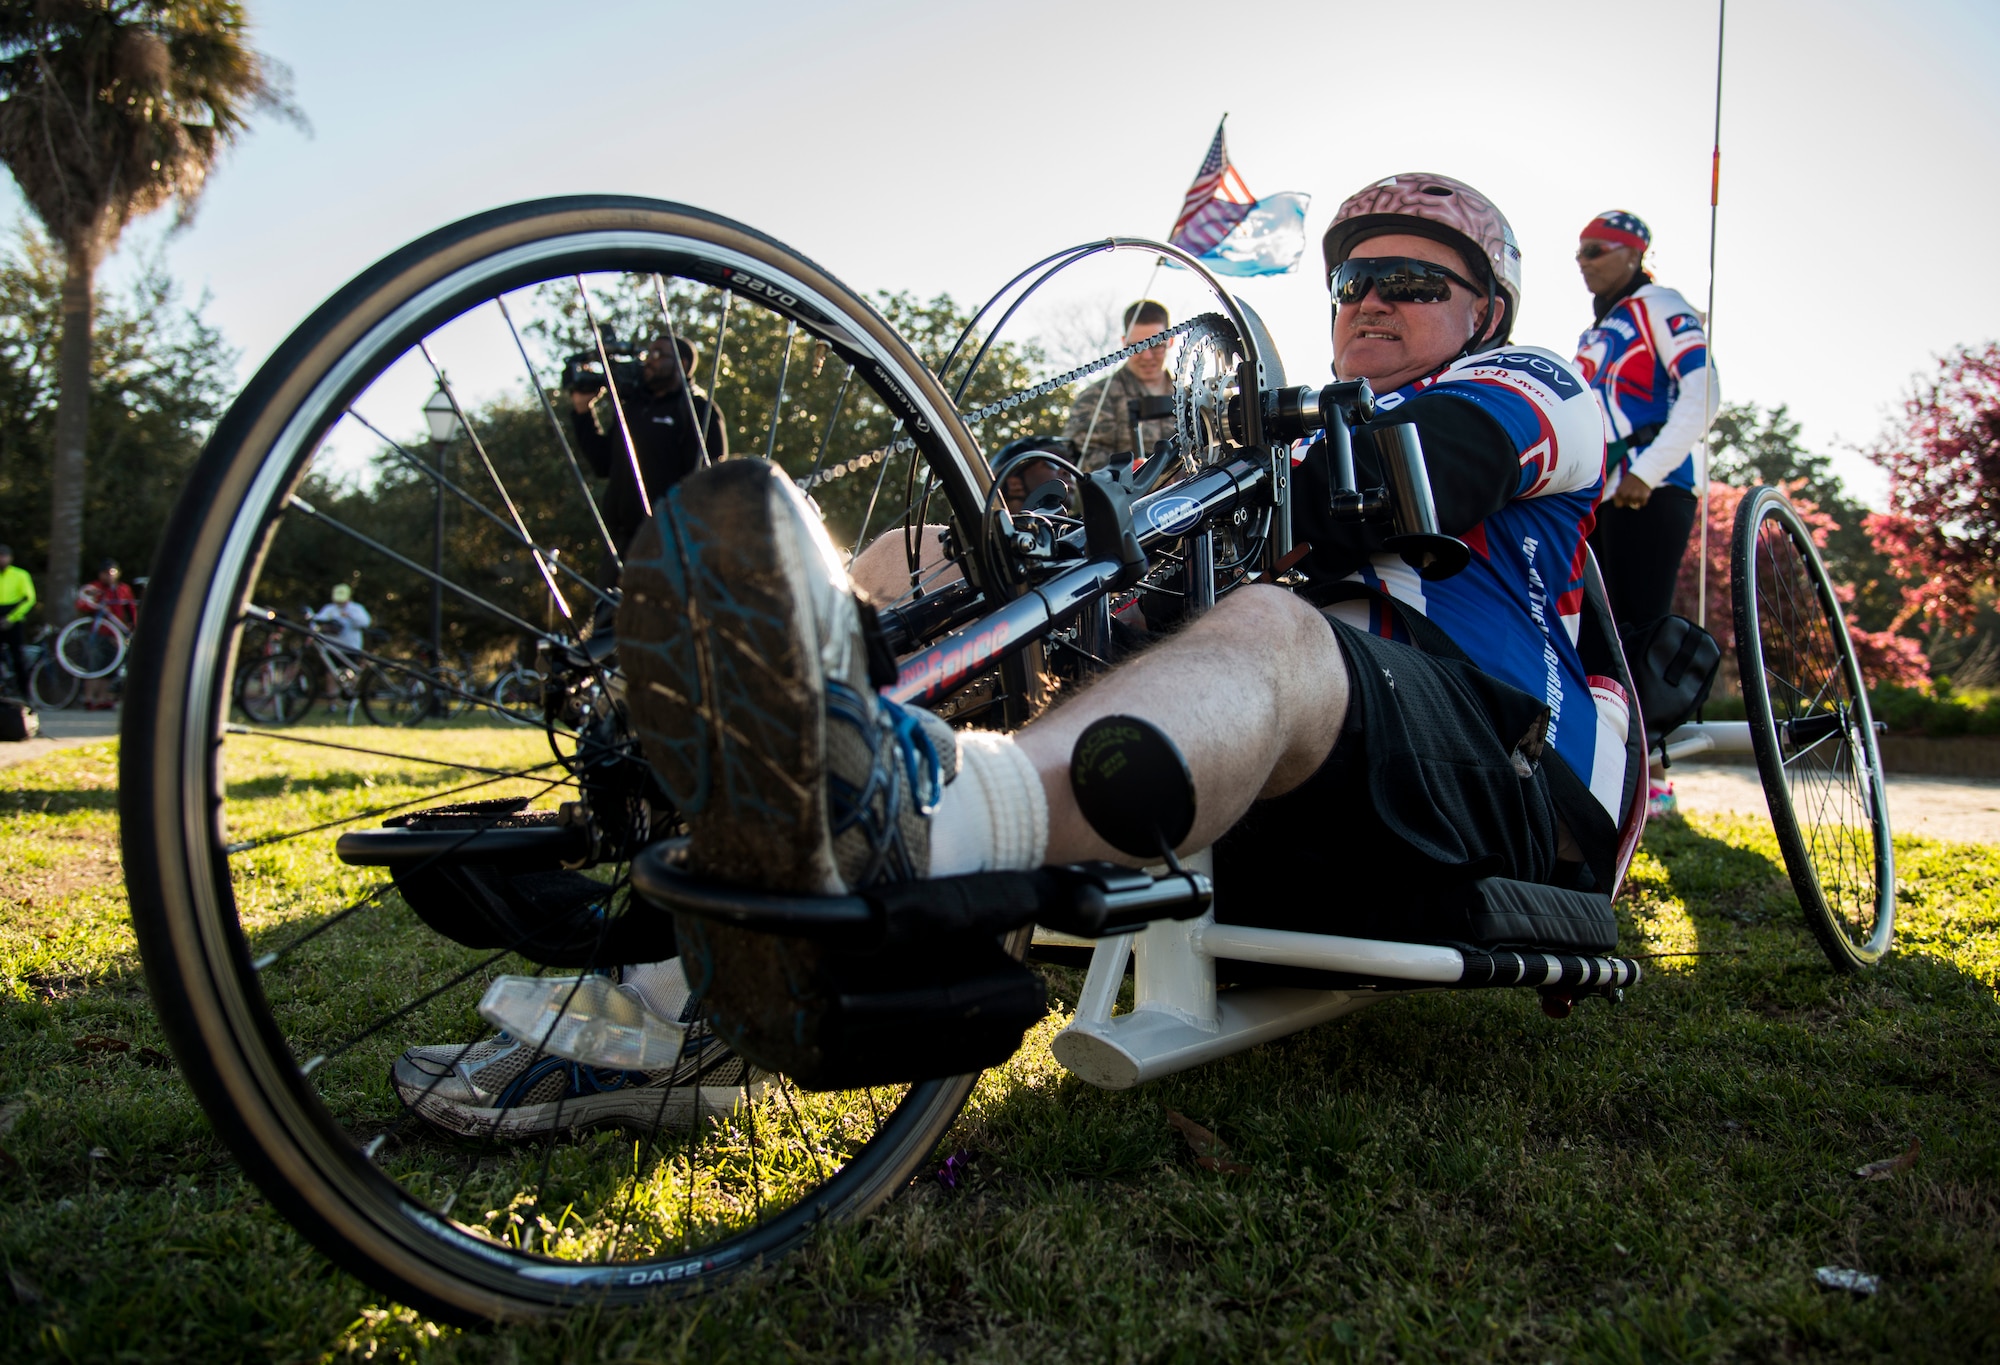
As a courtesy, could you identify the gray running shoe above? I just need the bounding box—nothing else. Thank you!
[391,1027,760,1140]
[617,459,955,896]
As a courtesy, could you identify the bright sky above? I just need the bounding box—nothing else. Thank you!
[9,0,1997,503]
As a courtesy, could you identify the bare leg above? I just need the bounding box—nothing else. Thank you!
[1015,585,1348,864]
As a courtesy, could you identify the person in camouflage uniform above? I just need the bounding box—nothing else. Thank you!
[1062,300,1175,472]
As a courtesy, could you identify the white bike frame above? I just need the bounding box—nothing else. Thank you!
[1037,719,1755,1092]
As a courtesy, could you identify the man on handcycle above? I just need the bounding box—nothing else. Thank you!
[396,173,1626,1134]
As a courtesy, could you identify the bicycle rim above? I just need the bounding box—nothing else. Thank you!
[59,617,124,679]
[120,197,1007,1322]
[30,657,78,710]
[1732,486,1894,970]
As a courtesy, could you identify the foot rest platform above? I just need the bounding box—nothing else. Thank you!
[630,841,1211,947]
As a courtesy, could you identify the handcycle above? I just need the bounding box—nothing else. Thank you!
[118,198,1893,1322]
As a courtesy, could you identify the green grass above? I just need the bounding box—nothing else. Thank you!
[2,735,1997,1363]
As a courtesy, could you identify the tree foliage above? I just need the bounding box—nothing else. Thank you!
[1705,401,1899,632]
[0,225,231,608]
[256,279,1074,657]
[1679,403,1929,690]
[0,0,296,258]
[1864,342,2000,638]
[0,0,297,620]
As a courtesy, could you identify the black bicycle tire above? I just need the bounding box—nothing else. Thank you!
[236,652,311,726]
[356,663,411,728]
[491,666,542,725]
[1731,485,1894,970]
[120,196,1000,1323]
[29,656,78,710]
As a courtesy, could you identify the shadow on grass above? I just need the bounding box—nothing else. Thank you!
[0,785,120,816]
[223,766,477,801]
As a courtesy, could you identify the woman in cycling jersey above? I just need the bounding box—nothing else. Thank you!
[1572,211,1719,633]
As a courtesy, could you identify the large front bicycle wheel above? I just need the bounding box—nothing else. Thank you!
[119,197,1002,1323]
[1732,486,1894,970]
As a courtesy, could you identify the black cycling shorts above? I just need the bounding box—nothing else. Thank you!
[1213,615,1583,938]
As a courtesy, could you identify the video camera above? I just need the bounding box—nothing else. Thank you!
[560,331,644,399]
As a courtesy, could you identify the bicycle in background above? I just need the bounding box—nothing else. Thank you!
[234,607,413,726]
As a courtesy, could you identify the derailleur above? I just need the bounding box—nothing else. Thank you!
[541,635,676,866]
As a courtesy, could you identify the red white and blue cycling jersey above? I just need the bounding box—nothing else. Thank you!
[1573,282,1716,495]
[1318,346,1629,817]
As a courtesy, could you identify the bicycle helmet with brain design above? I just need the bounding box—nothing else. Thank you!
[1321,172,1522,347]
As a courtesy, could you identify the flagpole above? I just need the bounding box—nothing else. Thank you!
[1083,114,1230,458]
[1697,0,1725,631]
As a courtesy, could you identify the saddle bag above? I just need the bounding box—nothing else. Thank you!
[1622,614,1721,750]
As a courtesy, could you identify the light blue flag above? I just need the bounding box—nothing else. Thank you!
[1195,191,1311,277]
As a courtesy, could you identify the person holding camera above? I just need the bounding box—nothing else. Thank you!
[569,334,729,623]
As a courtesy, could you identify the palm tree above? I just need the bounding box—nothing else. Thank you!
[0,1,297,622]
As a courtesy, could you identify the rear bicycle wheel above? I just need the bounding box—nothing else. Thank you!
[1732,485,1894,970]
[358,662,425,727]
[119,197,1004,1323]
[29,655,79,710]
[491,665,544,725]
[236,652,314,725]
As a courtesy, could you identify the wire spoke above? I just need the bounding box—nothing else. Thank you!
[764,320,796,461]
[575,274,652,519]
[224,761,574,856]
[343,408,613,609]
[650,274,715,469]
[283,496,559,644]
[800,364,855,493]
[224,723,541,776]
[496,293,622,564]
[419,342,574,624]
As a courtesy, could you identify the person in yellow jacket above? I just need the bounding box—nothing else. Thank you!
[0,544,35,692]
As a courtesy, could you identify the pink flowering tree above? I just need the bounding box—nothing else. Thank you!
[1674,478,1930,690]
[1864,343,2000,640]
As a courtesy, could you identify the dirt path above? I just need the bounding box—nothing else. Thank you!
[0,708,119,770]
[1668,761,2000,845]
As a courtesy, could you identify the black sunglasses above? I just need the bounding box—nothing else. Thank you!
[1576,241,1626,262]
[1332,256,1482,306]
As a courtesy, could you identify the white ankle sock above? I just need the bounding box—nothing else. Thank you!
[619,958,691,1021]
[927,730,1049,877]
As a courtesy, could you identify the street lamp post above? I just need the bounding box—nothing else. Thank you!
[422,384,462,713]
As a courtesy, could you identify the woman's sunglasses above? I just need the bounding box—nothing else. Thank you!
[1332,256,1482,306]
[1575,241,1627,262]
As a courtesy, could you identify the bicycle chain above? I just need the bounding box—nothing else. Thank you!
[799,312,1238,492]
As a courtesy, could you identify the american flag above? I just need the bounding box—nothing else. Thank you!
[1169,118,1257,256]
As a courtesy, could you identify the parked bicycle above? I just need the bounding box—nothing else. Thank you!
[489,646,545,724]
[234,608,414,726]
[0,622,72,710]
[121,199,1891,1324]
[54,568,142,709]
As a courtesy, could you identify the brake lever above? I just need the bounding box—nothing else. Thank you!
[1075,473,1148,589]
